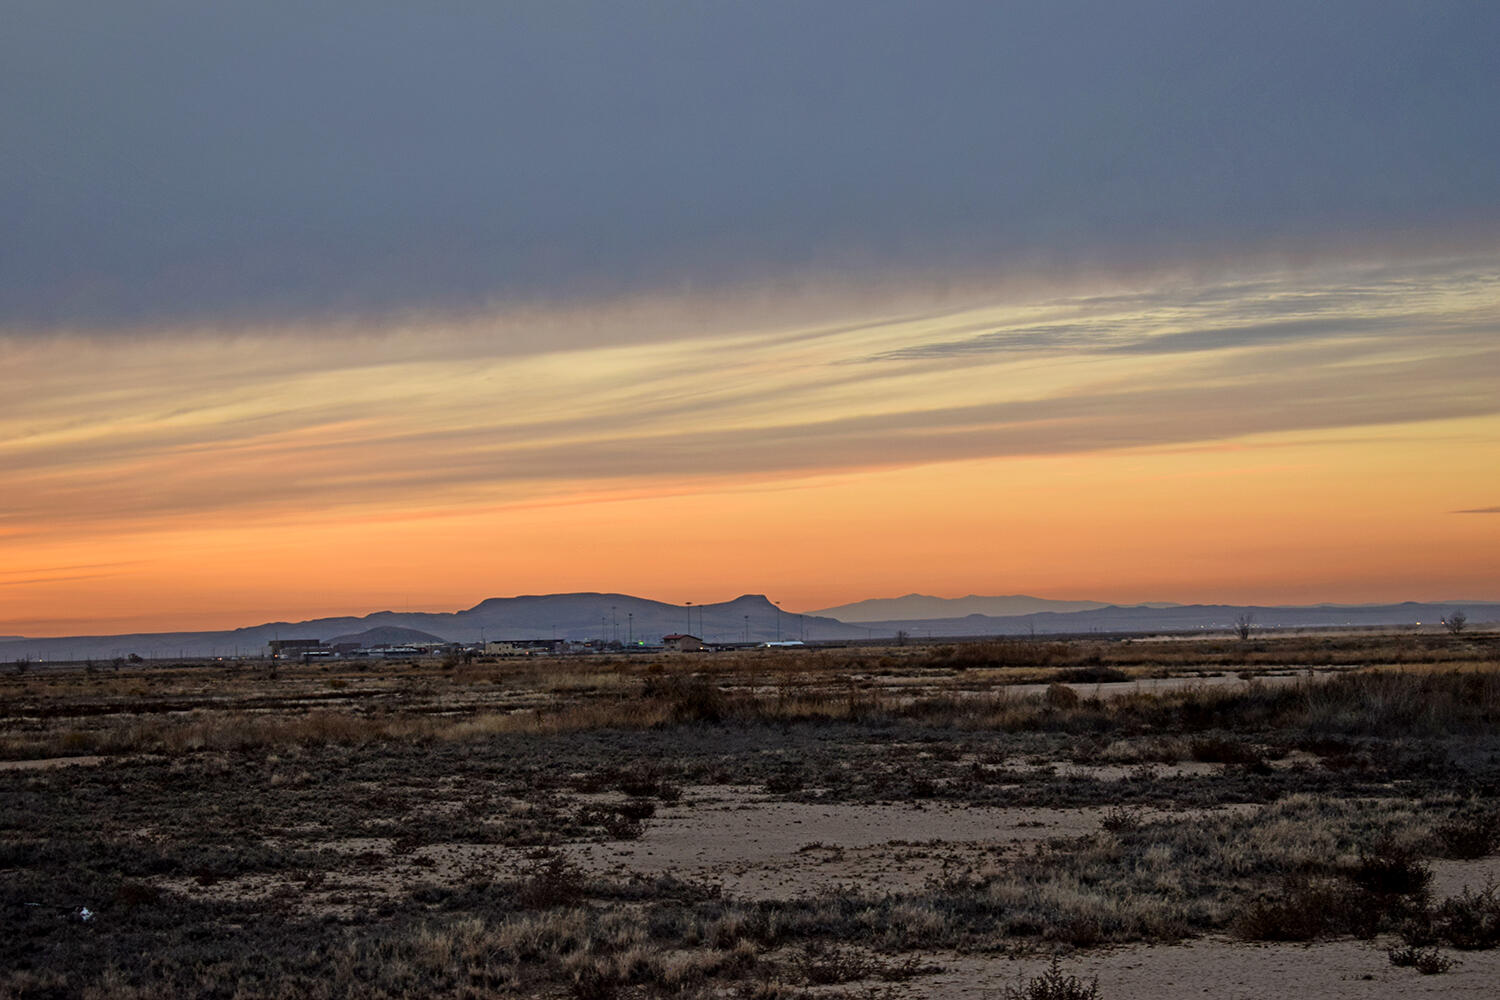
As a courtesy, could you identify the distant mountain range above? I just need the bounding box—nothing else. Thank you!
[850,601,1500,638]
[0,593,1494,661]
[809,594,1181,621]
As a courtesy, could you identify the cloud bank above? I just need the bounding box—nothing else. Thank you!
[3,255,1496,542]
[3,2,1498,327]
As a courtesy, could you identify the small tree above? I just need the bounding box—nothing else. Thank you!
[1234,613,1254,641]
[1443,610,1468,635]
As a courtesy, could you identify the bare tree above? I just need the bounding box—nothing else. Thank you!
[1442,610,1468,635]
[1233,613,1254,641]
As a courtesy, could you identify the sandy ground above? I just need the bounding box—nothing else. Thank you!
[920,939,1500,999]
[564,786,1253,899]
[567,786,1095,897]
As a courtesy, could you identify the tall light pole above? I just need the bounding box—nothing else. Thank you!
[775,601,782,642]
[744,614,749,643]
[685,601,693,635]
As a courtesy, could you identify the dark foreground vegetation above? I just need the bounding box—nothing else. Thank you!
[2,632,1498,997]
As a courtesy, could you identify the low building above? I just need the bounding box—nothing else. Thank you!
[662,633,707,652]
[268,639,324,660]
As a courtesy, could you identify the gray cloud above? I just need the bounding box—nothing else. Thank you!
[4,2,1498,328]
[1453,507,1500,514]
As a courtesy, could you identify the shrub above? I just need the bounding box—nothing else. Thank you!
[1235,877,1378,940]
[794,943,875,985]
[1431,882,1500,950]
[1346,842,1432,901]
[574,805,647,840]
[1003,957,1101,1000]
[1045,684,1080,709]
[613,767,681,801]
[641,676,727,723]
[515,853,589,909]
[1188,737,1263,766]
[1099,805,1144,834]
[1387,945,1455,974]
[616,798,656,822]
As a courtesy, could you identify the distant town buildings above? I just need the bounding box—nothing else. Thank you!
[267,636,578,660]
[484,639,567,656]
[267,639,326,660]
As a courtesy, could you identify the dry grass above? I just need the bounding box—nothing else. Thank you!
[2,632,1498,996]
[4,638,1498,760]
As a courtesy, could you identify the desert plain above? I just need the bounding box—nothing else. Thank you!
[3,631,1499,999]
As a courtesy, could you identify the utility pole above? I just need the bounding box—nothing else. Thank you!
[627,612,633,645]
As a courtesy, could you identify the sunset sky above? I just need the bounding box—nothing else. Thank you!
[4,3,1498,637]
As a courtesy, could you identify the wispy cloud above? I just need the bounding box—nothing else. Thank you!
[865,262,1500,362]
[3,255,1498,543]
[1453,506,1500,514]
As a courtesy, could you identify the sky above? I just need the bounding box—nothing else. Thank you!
[3,2,1498,636]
